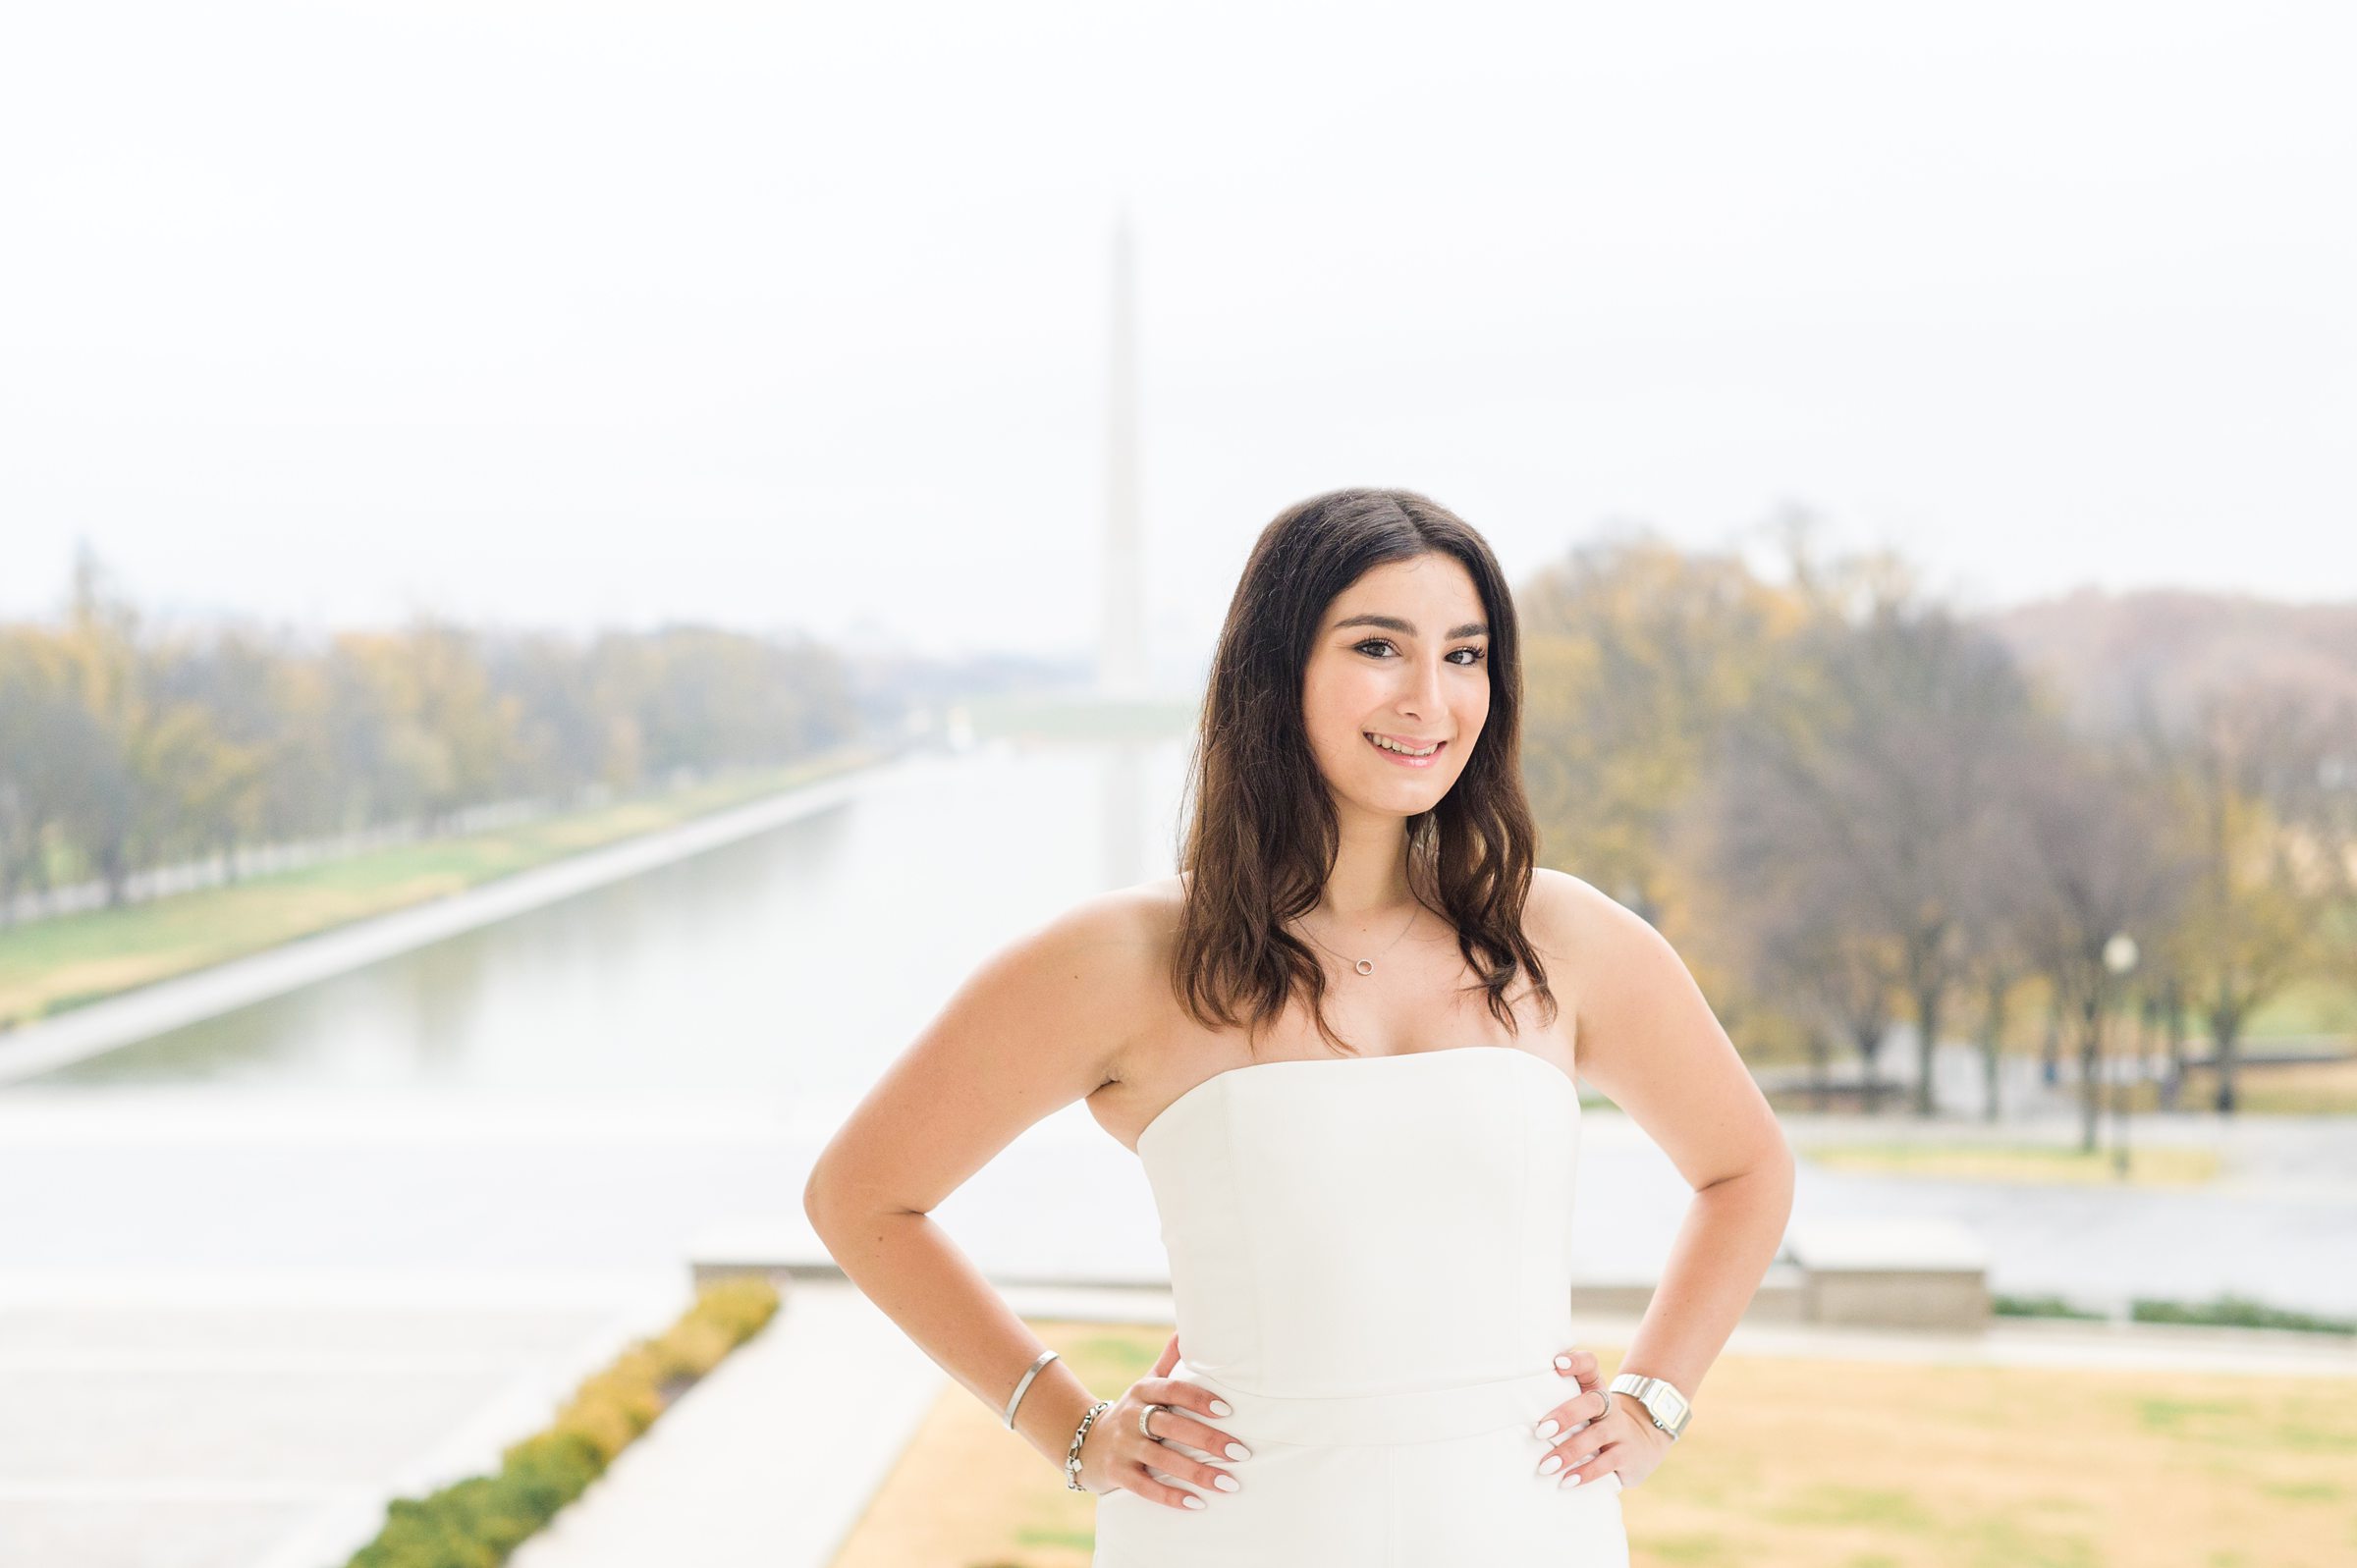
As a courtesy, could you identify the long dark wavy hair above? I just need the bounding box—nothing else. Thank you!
[1171,486,1558,1057]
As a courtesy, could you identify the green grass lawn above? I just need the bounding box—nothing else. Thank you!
[827,1321,2357,1568]
[0,747,880,1030]
[2241,974,2357,1042]
[1793,1141,2223,1186]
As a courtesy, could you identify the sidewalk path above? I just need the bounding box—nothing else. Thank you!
[0,1268,685,1568]
[508,1280,945,1568]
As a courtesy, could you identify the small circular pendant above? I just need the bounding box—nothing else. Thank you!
[1354,958,1374,976]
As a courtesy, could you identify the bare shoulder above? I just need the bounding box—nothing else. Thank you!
[945,875,1178,1085]
[1047,873,1182,975]
[1051,872,1187,1032]
[1522,865,1626,977]
[799,877,1178,1222]
[1525,865,1690,1045]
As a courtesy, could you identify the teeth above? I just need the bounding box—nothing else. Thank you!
[1367,733,1438,757]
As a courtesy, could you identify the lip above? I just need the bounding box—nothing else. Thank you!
[1364,731,1448,768]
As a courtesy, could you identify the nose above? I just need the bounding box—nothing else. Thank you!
[1398,653,1446,720]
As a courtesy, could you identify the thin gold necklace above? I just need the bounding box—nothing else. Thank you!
[1293,901,1422,976]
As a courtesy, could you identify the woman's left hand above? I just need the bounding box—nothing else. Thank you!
[1534,1344,1674,1490]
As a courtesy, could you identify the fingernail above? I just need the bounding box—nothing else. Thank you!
[1209,1399,1233,1416]
[1538,1453,1564,1475]
[1213,1474,1241,1492]
[1554,1354,1573,1371]
[1535,1419,1560,1440]
[1182,1493,1207,1509]
[1226,1441,1251,1460]
[1560,1473,1582,1488]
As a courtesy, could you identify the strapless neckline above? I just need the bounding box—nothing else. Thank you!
[1131,1044,1576,1154]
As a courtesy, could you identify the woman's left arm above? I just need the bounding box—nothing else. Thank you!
[1528,868,1797,1487]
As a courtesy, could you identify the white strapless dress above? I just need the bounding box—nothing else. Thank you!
[1092,1046,1629,1567]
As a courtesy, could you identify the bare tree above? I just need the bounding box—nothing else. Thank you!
[1710,592,2039,1116]
[2011,726,2200,1150]
[2132,683,2357,1111]
[1951,760,2049,1121]
[0,630,95,917]
[1755,876,1908,1113]
[1705,703,1909,1113]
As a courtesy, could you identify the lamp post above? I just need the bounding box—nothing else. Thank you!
[2104,932,2140,1178]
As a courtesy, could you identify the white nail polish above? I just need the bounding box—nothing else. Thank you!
[1538,1454,1563,1475]
[1554,1355,1572,1371]
[1182,1493,1206,1509]
[1209,1399,1233,1416]
[1213,1474,1241,1492]
[1535,1419,1559,1440]
[1227,1442,1251,1460]
[1560,1473,1582,1488]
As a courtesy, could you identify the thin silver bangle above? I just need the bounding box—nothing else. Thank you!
[1005,1347,1060,1429]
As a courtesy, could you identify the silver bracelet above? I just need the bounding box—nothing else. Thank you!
[1067,1399,1114,1491]
[1004,1347,1059,1430]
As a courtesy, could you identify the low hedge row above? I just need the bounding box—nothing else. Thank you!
[343,1275,783,1568]
[1996,1287,2356,1335]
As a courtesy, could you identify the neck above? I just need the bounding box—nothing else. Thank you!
[1312,801,1417,934]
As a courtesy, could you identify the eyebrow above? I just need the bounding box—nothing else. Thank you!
[1331,613,1490,639]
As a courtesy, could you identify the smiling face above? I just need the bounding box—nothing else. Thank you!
[1299,552,1492,816]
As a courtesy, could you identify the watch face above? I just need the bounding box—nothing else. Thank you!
[1656,1386,1689,1421]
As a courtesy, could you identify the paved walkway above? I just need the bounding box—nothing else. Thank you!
[509,1281,945,1568]
[0,1268,686,1568]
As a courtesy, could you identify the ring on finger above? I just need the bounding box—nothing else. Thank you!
[1138,1401,1165,1441]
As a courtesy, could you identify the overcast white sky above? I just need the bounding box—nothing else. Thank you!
[3,1,2350,686]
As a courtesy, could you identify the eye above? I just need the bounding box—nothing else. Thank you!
[1352,638,1488,667]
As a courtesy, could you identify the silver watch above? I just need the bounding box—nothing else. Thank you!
[1608,1373,1691,1441]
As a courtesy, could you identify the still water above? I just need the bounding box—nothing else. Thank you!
[22,739,1192,1104]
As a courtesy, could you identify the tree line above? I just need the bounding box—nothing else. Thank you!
[0,550,858,916]
[1519,525,2357,1126]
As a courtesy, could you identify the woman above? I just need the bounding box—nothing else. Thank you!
[803,487,1794,1564]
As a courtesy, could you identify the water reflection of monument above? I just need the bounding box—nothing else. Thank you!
[1099,203,1162,892]
[1099,203,1146,703]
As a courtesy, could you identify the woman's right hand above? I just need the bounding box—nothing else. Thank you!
[1079,1337,1250,1507]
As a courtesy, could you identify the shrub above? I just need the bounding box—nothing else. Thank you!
[339,1276,782,1567]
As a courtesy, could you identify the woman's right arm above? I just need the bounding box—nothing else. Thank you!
[799,889,1244,1506]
